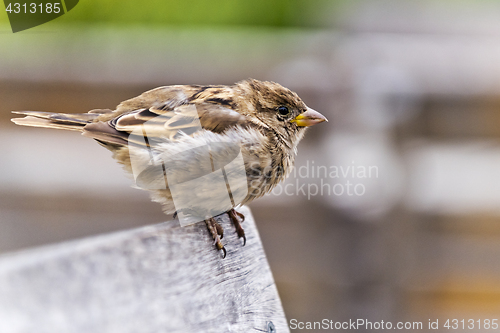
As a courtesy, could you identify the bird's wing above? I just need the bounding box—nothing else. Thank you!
[83,103,249,147]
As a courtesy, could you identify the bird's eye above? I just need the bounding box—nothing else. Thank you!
[277,106,290,116]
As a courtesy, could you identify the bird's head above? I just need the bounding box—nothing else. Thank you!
[234,79,327,146]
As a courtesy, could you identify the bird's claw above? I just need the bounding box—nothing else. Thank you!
[214,235,226,259]
[214,219,224,239]
[206,217,226,258]
[235,210,245,222]
[228,209,246,246]
[205,210,246,258]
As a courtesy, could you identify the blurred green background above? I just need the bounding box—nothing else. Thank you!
[0,0,342,28]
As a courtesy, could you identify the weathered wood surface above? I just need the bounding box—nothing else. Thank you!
[0,206,288,333]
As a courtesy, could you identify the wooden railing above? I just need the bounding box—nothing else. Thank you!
[0,206,288,333]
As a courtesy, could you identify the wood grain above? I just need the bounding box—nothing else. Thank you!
[0,206,289,333]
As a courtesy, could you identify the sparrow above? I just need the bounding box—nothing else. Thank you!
[11,78,327,258]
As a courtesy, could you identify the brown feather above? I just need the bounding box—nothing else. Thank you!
[11,116,84,131]
[12,111,98,124]
[88,108,114,114]
[83,122,129,144]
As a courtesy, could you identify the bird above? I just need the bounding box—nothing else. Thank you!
[11,78,327,258]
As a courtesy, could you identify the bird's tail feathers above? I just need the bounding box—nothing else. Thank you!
[11,110,109,132]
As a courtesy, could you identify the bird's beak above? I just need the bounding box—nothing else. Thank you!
[291,107,328,127]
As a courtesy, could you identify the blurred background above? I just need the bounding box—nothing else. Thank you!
[3,0,500,331]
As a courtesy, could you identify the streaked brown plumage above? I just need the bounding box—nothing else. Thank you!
[12,78,327,257]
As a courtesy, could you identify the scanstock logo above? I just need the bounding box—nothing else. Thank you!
[4,0,79,33]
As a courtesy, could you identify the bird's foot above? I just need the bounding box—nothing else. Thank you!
[228,208,246,246]
[205,209,245,258]
[205,217,226,258]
